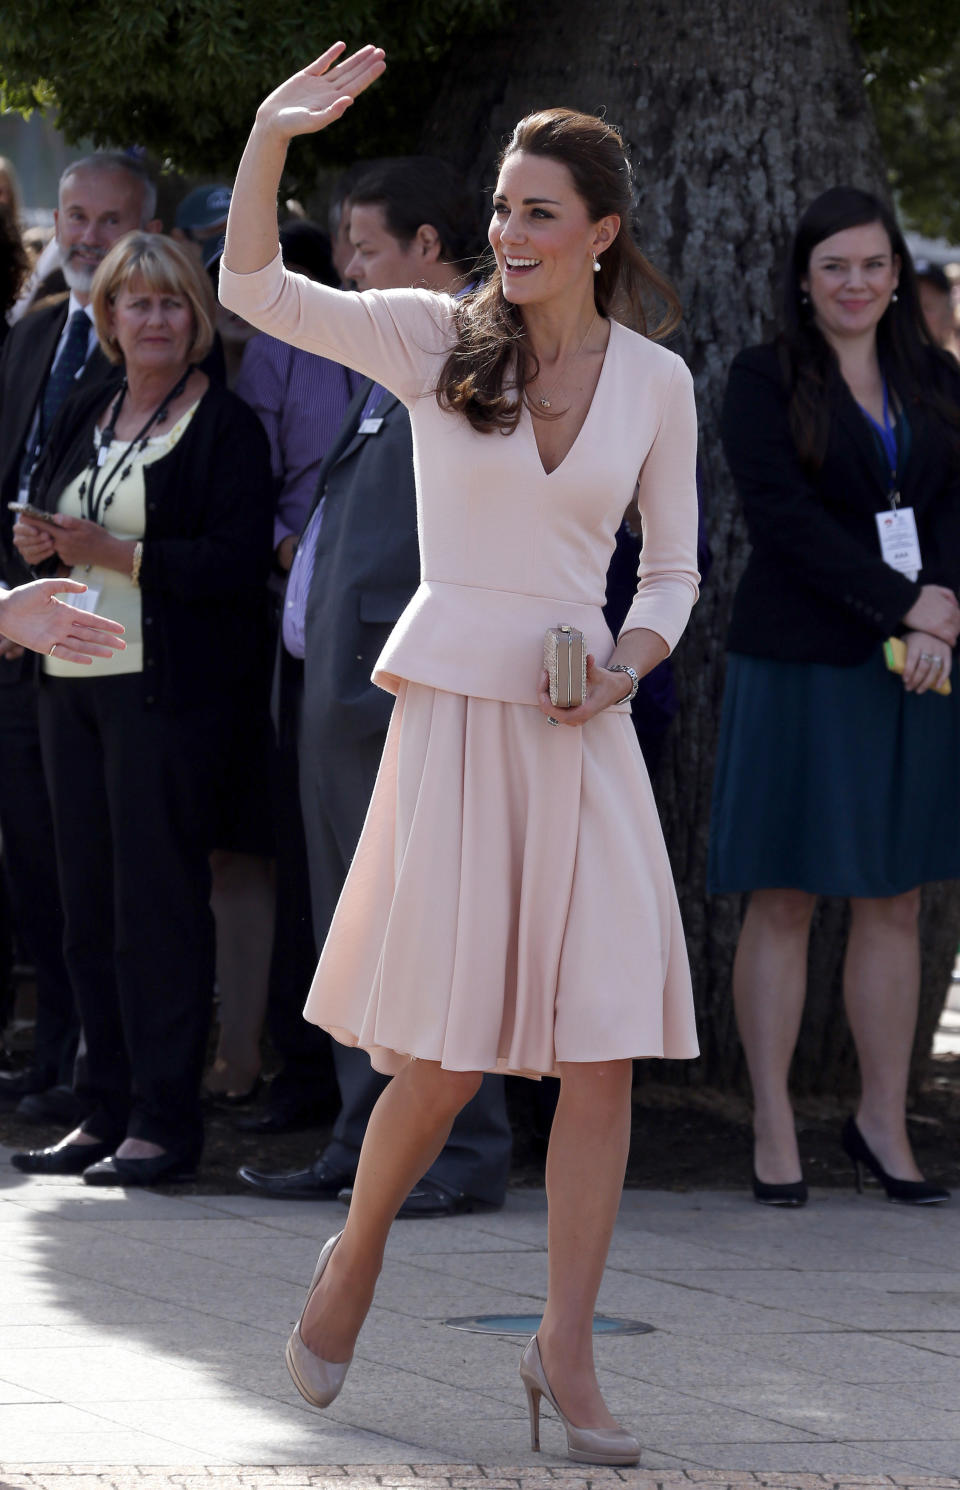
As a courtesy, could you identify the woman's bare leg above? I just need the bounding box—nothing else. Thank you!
[300,1059,482,1362]
[733,889,817,1184]
[537,1058,633,1431]
[844,889,924,1180]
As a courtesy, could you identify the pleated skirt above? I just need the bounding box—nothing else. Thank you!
[303,682,698,1078]
[708,650,960,897]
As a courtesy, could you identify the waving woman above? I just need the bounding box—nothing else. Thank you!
[221,44,701,1464]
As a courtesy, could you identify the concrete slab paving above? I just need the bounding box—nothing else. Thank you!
[3,1150,960,1488]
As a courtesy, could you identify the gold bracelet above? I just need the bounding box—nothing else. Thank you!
[130,541,143,588]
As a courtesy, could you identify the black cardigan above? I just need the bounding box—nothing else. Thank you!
[29,378,273,712]
[721,342,960,665]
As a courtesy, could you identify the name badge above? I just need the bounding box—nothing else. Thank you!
[358,417,383,435]
[876,506,922,582]
[66,585,101,615]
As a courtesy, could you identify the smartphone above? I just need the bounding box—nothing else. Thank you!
[7,501,56,525]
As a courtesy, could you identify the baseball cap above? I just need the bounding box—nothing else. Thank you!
[175,184,233,234]
[203,234,226,272]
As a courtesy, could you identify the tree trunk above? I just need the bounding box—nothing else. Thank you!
[421,0,960,1091]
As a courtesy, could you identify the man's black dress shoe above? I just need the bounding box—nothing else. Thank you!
[16,1085,93,1127]
[82,1151,197,1187]
[338,1175,502,1218]
[11,1138,114,1175]
[0,1067,50,1102]
[232,1102,322,1135]
[236,1156,353,1199]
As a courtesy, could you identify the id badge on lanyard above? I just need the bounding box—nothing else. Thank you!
[876,501,921,582]
[871,379,920,581]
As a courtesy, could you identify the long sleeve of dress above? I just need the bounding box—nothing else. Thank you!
[619,357,701,653]
[220,251,453,406]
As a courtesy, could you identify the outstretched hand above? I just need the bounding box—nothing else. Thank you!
[0,579,125,665]
[256,43,386,142]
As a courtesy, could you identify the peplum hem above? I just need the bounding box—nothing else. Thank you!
[373,579,631,710]
[303,681,698,1078]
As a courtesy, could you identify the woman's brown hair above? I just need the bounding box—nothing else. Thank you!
[435,108,681,434]
[779,186,960,472]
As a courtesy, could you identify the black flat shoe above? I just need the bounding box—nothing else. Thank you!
[82,1151,197,1187]
[10,1138,114,1175]
[235,1157,353,1199]
[840,1116,949,1205]
[752,1171,808,1207]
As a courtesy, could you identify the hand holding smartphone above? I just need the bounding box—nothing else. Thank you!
[8,501,56,526]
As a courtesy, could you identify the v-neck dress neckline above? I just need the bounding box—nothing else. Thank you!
[527,319,617,478]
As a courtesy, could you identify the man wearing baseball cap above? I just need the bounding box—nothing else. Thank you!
[172,184,233,268]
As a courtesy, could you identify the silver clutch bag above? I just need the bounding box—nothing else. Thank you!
[544,624,587,708]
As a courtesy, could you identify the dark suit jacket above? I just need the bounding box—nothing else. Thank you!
[721,341,960,665]
[0,300,119,582]
[297,380,420,749]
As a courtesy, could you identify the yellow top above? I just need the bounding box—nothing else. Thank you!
[44,403,198,679]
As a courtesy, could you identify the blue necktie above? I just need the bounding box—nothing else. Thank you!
[40,309,91,438]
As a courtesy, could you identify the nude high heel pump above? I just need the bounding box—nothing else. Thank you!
[285,1231,352,1409]
[518,1335,641,1466]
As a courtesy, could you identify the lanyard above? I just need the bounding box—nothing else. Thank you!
[79,370,189,526]
[859,376,900,509]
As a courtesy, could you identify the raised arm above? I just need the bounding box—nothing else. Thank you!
[223,43,386,276]
[221,45,449,398]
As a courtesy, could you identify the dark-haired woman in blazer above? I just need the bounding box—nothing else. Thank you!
[710,186,960,1208]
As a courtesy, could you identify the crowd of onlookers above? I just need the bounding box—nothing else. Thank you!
[0,147,958,1209]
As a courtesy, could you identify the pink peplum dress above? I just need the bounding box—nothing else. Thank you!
[220,254,701,1078]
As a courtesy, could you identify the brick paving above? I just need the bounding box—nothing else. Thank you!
[1,1469,960,1489]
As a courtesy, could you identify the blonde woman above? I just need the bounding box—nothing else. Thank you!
[10,233,272,1186]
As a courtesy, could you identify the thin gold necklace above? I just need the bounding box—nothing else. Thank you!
[532,313,598,410]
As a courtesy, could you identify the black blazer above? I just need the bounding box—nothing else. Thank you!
[295,379,420,748]
[721,342,960,665]
[29,379,273,713]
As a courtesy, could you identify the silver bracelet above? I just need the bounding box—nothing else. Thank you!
[608,662,639,703]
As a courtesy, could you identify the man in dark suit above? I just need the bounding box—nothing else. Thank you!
[238,159,513,1216]
[0,153,159,1118]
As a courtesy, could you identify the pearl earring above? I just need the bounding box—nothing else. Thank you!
[592,254,601,274]
[891,290,899,303]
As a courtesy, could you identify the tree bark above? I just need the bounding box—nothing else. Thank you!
[421,0,960,1092]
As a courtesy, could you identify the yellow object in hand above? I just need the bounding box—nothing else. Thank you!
[883,636,952,696]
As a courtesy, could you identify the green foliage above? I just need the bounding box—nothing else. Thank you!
[852,0,960,240]
[0,0,505,183]
[4,0,959,239]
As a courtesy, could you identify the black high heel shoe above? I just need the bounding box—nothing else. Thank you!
[840,1116,949,1205]
[751,1171,808,1207]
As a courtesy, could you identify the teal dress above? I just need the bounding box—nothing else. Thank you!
[709,407,960,897]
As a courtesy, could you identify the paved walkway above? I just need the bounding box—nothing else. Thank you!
[2,1148,960,1489]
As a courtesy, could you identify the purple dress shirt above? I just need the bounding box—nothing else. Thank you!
[281,384,386,659]
[234,333,365,552]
